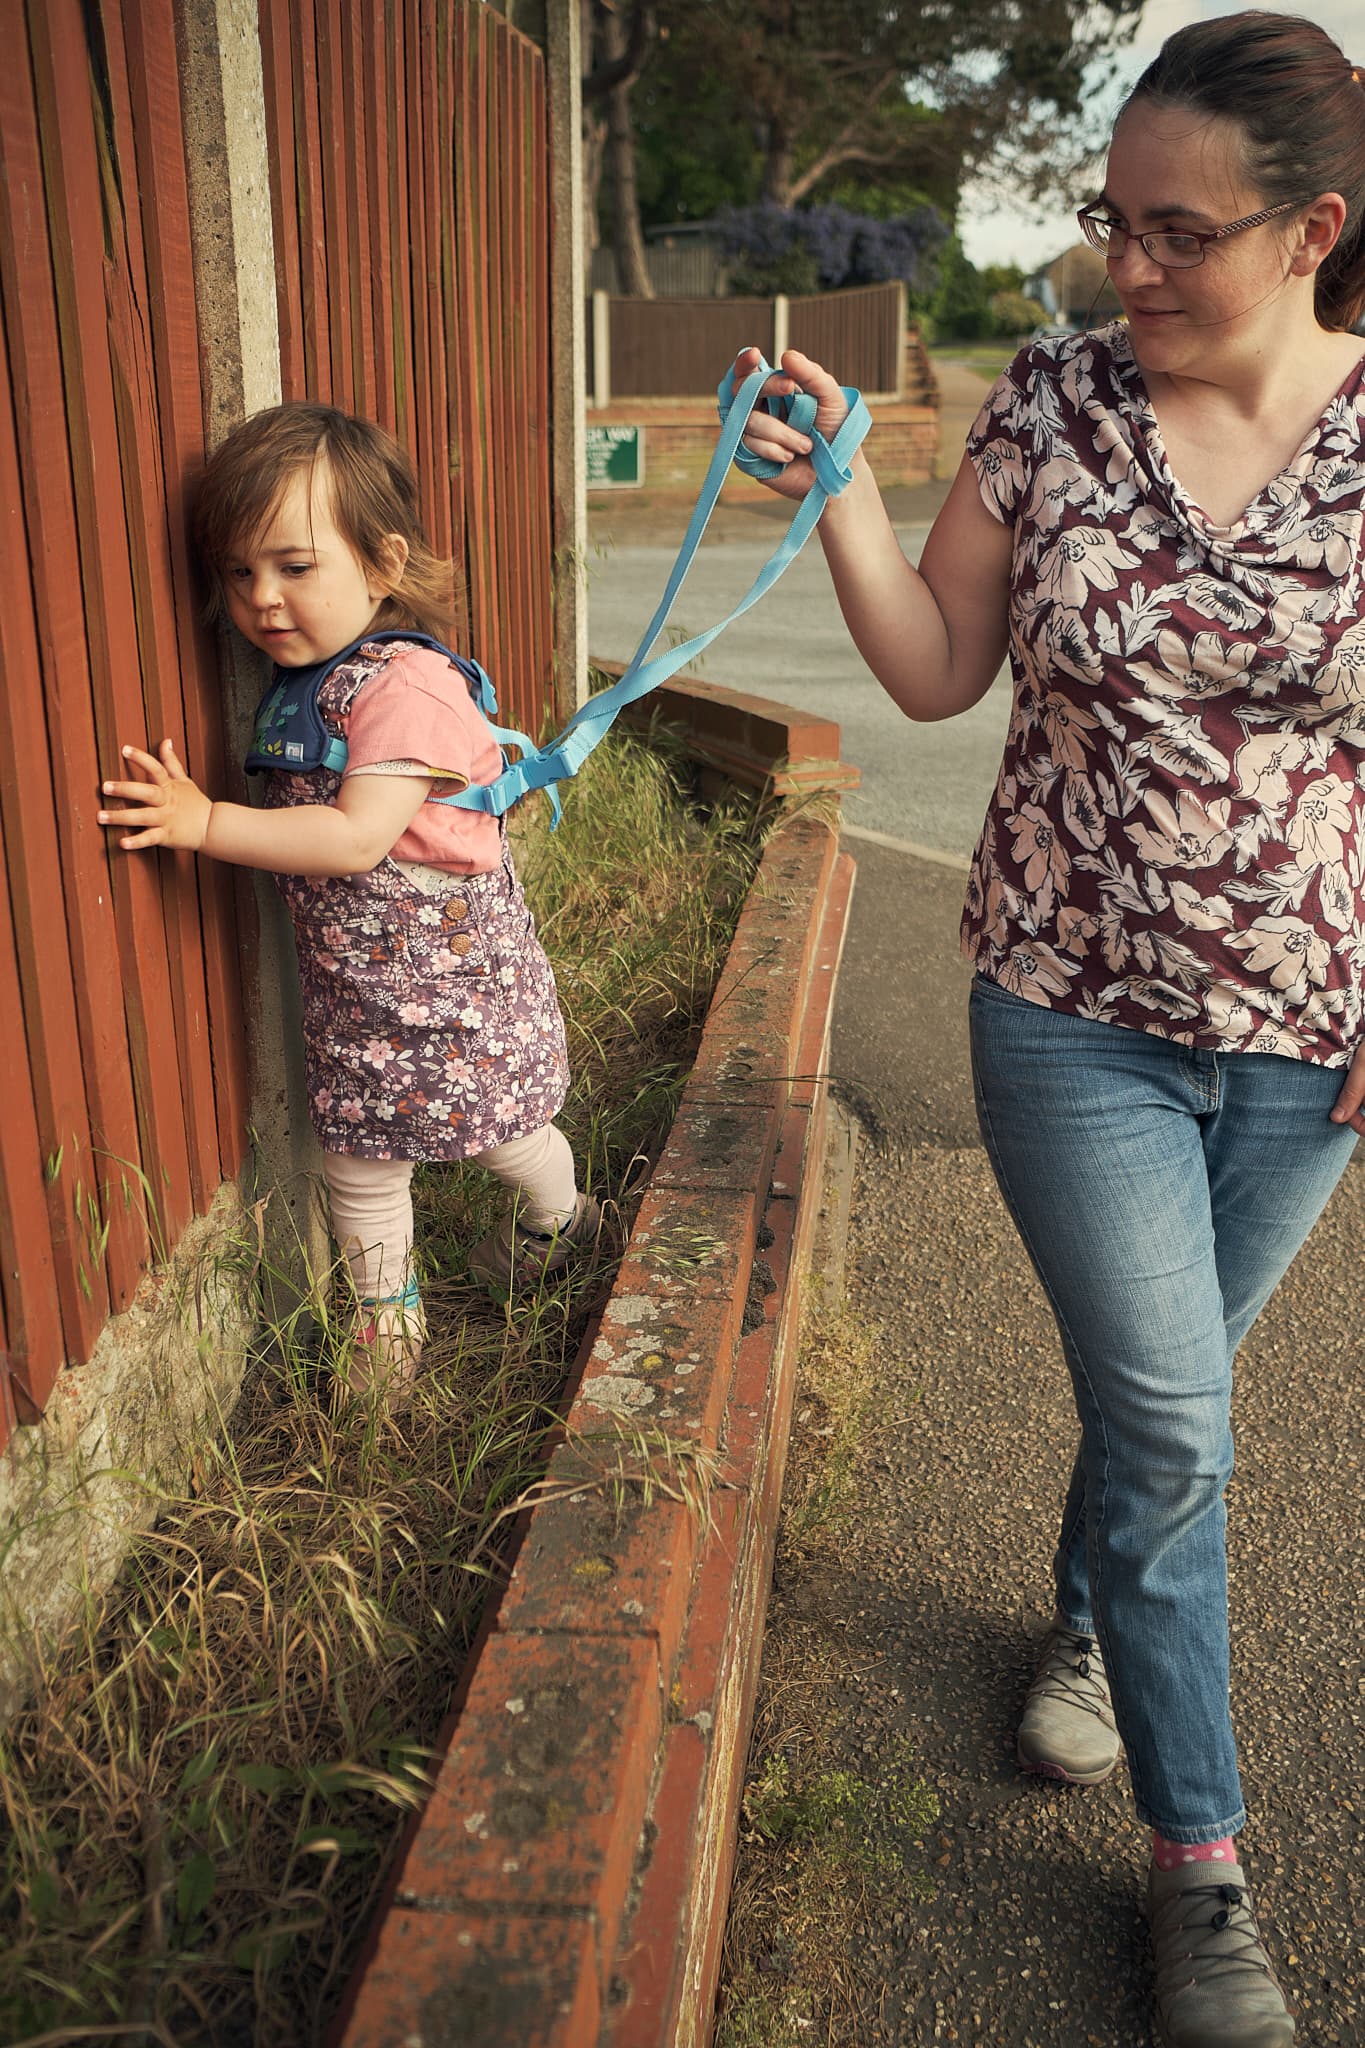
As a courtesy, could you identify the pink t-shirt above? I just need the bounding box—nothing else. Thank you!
[963,322,1365,1068]
[342,645,503,874]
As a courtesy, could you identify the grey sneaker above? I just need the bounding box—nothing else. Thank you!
[1149,1858,1295,2047]
[1016,1622,1121,1784]
[469,1191,602,1294]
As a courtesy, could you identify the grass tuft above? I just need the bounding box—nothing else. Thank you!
[0,731,766,2048]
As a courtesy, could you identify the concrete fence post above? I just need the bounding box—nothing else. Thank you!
[177,0,330,1304]
[773,291,790,366]
[591,288,611,409]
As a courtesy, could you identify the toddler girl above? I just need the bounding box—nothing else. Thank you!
[98,403,599,1393]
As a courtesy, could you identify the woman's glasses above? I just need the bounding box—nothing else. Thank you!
[1075,200,1298,269]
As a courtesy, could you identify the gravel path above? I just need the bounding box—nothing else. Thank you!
[814,841,1365,2045]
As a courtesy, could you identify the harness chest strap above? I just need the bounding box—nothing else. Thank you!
[243,630,537,785]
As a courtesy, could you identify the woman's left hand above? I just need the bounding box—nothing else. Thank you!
[725,346,853,502]
[99,739,213,852]
[1330,1040,1365,1134]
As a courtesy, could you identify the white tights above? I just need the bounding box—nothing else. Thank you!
[322,1123,579,1303]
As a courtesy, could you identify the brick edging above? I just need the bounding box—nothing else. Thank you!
[333,813,856,2048]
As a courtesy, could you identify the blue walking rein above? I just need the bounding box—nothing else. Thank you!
[244,360,871,819]
[440,356,872,822]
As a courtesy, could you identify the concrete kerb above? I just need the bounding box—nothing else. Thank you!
[333,810,856,2048]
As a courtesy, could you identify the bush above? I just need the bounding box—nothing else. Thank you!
[714,200,949,298]
[930,235,991,340]
[989,288,1048,338]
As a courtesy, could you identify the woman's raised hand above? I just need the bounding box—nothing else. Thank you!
[99,739,213,852]
[727,346,854,502]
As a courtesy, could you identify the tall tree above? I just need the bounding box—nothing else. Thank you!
[635,0,1144,229]
[581,1,657,297]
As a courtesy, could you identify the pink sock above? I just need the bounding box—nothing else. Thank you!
[1152,1831,1238,1871]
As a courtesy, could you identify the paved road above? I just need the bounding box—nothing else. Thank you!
[594,362,1365,2043]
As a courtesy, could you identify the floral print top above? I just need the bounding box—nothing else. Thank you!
[963,321,1365,1067]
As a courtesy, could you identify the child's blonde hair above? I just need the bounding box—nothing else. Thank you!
[192,402,459,641]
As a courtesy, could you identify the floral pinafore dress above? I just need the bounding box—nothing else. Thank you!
[263,643,570,1161]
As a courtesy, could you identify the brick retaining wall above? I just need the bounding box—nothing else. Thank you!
[331,812,855,2048]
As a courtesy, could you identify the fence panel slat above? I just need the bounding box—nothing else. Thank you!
[453,3,495,682]
[28,0,196,1253]
[288,0,331,399]
[788,280,901,396]
[101,4,221,1214]
[315,0,355,407]
[420,0,451,564]
[401,0,437,548]
[122,0,250,1171]
[527,48,553,725]
[341,0,376,422]
[387,0,416,466]
[0,794,66,1438]
[435,3,467,642]
[0,284,103,1378]
[594,282,903,400]
[487,14,517,707]
[0,16,147,1325]
[362,0,396,438]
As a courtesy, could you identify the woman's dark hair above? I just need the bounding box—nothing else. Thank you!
[1124,11,1365,331]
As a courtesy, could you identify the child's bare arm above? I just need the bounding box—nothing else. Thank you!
[100,740,433,876]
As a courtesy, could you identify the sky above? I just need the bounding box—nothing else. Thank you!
[958,0,1361,273]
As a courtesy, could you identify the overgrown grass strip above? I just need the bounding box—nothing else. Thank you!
[0,731,766,2048]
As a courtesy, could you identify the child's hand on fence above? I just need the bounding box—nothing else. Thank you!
[728,346,854,501]
[99,740,214,852]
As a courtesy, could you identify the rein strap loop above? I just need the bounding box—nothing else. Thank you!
[439,354,872,822]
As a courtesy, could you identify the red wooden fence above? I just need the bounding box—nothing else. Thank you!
[0,0,556,1454]
[0,0,250,1453]
[258,0,554,743]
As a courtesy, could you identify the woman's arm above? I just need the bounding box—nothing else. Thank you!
[99,739,432,876]
[820,450,1012,722]
[730,346,1013,722]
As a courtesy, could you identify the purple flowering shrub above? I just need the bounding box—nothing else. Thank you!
[715,202,949,297]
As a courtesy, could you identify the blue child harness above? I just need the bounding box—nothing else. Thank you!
[242,357,872,819]
[242,630,541,803]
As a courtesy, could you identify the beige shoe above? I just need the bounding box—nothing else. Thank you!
[469,1191,602,1296]
[1149,1857,1295,2047]
[1016,1622,1121,1785]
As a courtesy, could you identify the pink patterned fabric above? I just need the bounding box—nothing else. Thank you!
[263,641,569,1160]
[341,641,503,873]
[1152,1832,1238,1871]
[963,323,1365,1067]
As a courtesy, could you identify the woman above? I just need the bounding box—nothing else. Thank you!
[733,15,1365,2046]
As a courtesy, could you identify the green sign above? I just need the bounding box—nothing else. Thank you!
[586,423,644,489]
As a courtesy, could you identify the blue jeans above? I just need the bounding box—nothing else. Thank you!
[968,974,1356,1842]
